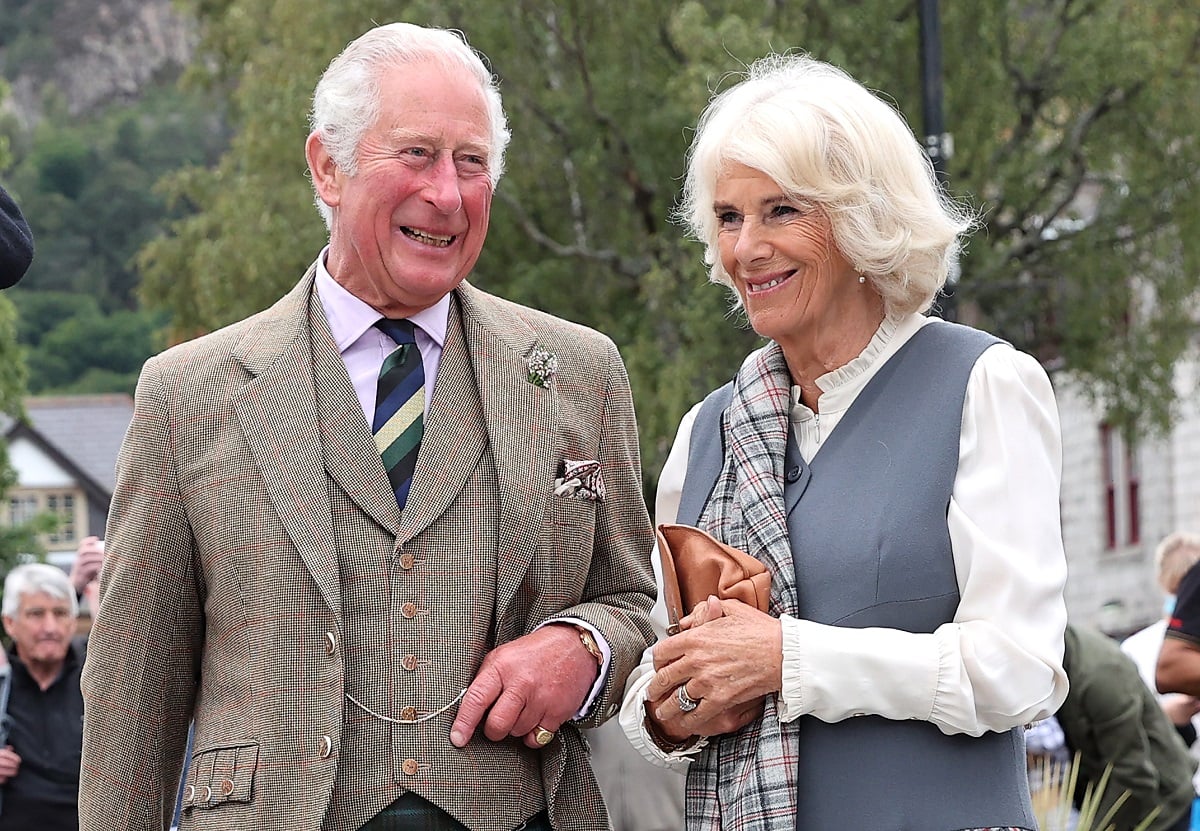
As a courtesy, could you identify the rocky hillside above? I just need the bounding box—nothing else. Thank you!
[1,0,195,128]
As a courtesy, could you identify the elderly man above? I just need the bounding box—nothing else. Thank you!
[0,564,84,829]
[79,22,655,831]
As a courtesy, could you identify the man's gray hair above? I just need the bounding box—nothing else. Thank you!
[308,22,511,228]
[3,562,77,618]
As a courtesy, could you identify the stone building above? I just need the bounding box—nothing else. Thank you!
[1,394,134,569]
[1057,356,1200,636]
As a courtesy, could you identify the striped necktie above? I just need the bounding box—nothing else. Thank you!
[373,319,425,511]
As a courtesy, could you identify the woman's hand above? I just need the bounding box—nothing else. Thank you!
[644,595,782,740]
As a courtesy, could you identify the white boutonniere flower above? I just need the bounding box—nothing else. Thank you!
[526,344,558,389]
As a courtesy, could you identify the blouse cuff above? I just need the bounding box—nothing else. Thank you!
[618,669,706,769]
[778,613,805,722]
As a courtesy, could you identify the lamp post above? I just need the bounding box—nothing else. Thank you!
[918,0,957,321]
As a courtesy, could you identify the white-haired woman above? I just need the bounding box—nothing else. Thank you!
[619,53,1069,831]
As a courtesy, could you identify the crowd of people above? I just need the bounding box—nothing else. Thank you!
[0,17,1194,831]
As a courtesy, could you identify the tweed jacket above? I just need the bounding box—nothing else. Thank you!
[78,268,657,831]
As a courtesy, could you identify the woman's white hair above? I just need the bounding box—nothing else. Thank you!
[308,22,511,228]
[2,562,77,618]
[680,53,975,317]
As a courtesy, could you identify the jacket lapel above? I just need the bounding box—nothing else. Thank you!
[454,283,559,626]
[231,268,342,619]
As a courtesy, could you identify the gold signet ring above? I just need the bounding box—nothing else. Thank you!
[533,726,555,746]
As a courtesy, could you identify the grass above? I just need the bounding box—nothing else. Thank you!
[1030,753,1161,831]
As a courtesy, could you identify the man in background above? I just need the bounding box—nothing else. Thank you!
[1158,533,1200,699]
[1123,531,1200,746]
[1058,622,1196,831]
[0,563,84,829]
[0,184,33,288]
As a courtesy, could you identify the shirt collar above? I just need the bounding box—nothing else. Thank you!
[313,247,450,354]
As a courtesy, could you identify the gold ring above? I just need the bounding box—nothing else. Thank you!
[533,725,555,746]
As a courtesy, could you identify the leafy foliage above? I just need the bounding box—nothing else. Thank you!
[11,290,167,395]
[5,82,228,312]
[137,0,1200,492]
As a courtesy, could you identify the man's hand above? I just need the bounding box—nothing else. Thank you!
[0,746,20,784]
[69,536,106,597]
[450,624,599,749]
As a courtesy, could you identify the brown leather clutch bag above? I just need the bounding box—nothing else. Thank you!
[656,523,772,634]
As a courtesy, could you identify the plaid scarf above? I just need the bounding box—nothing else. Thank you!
[686,341,802,831]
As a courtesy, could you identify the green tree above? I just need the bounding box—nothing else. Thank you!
[13,291,166,395]
[141,0,1200,493]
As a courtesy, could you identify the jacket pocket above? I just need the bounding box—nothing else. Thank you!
[182,742,259,812]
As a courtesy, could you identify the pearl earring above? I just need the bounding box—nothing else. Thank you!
[858,275,866,284]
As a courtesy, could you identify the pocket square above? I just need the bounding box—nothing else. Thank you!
[554,459,605,502]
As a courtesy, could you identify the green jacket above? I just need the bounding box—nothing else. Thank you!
[1056,624,1198,831]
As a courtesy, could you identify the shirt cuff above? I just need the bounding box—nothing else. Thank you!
[539,617,609,719]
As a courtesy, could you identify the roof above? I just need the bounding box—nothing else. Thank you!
[12,394,134,492]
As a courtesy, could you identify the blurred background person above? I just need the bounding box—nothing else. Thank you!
[0,563,85,830]
[620,52,1067,830]
[1058,623,1196,831]
[0,183,33,288]
[1158,535,1200,698]
[68,535,106,636]
[1122,532,1200,749]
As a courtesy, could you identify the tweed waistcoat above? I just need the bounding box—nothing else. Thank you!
[681,321,1035,831]
[313,300,546,831]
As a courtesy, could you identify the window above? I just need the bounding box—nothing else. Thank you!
[1100,423,1140,549]
[46,492,77,544]
[2,488,87,545]
[7,495,38,526]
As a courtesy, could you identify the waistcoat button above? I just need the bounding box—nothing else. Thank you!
[398,552,416,570]
[319,735,334,758]
[402,758,419,776]
[401,602,418,619]
[786,465,801,482]
[402,654,419,671]
[400,705,418,722]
